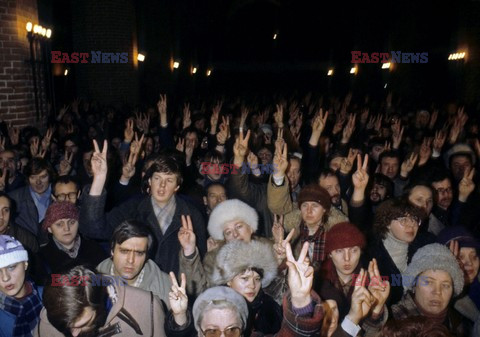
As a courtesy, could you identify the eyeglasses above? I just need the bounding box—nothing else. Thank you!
[435,187,452,195]
[395,217,420,228]
[56,192,77,201]
[201,327,242,337]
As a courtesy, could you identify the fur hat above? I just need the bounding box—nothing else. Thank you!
[43,201,79,231]
[443,143,476,169]
[298,184,331,211]
[211,240,277,288]
[208,199,258,240]
[193,286,248,332]
[403,243,464,296]
[325,222,366,255]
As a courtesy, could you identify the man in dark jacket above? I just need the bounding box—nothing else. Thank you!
[79,140,207,275]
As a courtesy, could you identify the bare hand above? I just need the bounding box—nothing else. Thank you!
[178,215,196,256]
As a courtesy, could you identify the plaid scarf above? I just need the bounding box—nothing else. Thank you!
[151,196,177,234]
[0,282,42,337]
[300,222,326,265]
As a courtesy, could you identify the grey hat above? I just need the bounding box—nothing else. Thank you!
[192,286,248,332]
[211,239,278,288]
[444,143,476,169]
[403,243,464,296]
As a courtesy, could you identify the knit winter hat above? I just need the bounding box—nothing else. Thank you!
[298,184,331,211]
[403,243,464,296]
[443,143,476,169]
[208,199,258,240]
[193,286,248,332]
[437,226,480,250]
[42,201,79,231]
[325,222,366,255]
[0,235,28,268]
[211,239,278,288]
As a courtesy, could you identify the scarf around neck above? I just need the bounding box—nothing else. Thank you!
[0,281,42,337]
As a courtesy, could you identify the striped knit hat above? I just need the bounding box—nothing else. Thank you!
[0,235,28,268]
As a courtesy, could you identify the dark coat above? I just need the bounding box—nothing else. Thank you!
[79,191,207,275]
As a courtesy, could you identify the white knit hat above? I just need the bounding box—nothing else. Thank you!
[207,199,258,240]
[403,243,464,296]
[0,235,28,268]
[443,143,476,168]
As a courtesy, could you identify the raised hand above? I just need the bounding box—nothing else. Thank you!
[8,124,19,146]
[433,129,447,154]
[332,113,346,135]
[352,154,369,190]
[240,106,249,129]
[216,116,230,145]
[400,152,418,178]
[91,139,108,178]
[130,133,145,161]
[391,120,404,150]
[157,94,168,126]
[273,225,295,264]
[0,136,5,152]
[58,151,73,176]
[339,148,358,175]
[178,215,196,256]
[58,104,70,120]
[272,214,285,244]
[429,109,438,129]
[0,168,7,191]
[273,141,288,178]
[322,300,340,337]
[341,114,356,144]
[233,129,251,161]
[312,109,328,141]
[374,115,383,132]
[458,168,475,202]
[182,103,191,130]
[176,138,185,153]
[41,127,54,151]
[210,101,222,134]
[286,241,314,308]
[168,272,188,325]
[418,137,432,166]
[124,119,135,143]
[367,259,390,315]
[274,104,284,128]
[347,268,374,325]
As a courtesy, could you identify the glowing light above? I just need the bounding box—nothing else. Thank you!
[64,69,69,76]
[173,61,180,69]
[449,52,466,61]
[137,54,145,62]
[33,24,40,34]
[26,22,33,32]
[41,28,46,37]
[382,62,391,69]
[327,69,333,76]
[273,33,277,40]
[350,67,357,75]
[192,67,197,74]
[46,29,52,38]
[206,69,212,76]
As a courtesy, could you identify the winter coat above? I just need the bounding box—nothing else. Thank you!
[34,284,166,337]
[96,258,172,310]
[267,175,348,233]
[79,191,207,275]
[391,291,467,336]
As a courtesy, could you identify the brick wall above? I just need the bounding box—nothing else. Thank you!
[71,0,138,105]
[0,0,44,128]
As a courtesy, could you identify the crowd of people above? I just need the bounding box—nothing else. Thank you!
[0,92,479,336]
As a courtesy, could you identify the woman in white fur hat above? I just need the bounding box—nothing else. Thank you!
[211,240,282,336]
[178,200,274,297]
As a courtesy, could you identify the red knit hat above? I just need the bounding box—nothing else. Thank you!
[325,222,366,255]
[42,201,79,231]
[298,184,331,212]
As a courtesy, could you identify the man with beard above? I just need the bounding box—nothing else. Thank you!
[35,265,166,337]
[369,173,394,207]
[0,150,25,192]
[318,169,348,216]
